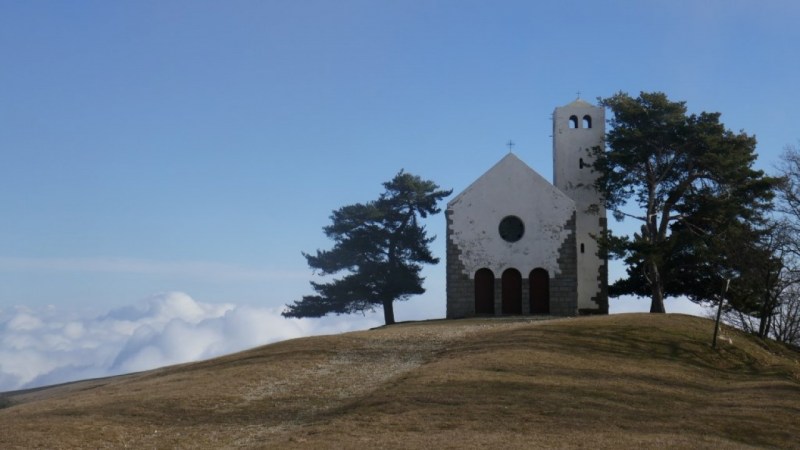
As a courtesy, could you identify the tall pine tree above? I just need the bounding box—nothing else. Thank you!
[282,171,451,325]
[592,91,778,313]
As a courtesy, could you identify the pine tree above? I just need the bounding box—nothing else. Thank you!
[282,171,451,325]
[593,91,778,313]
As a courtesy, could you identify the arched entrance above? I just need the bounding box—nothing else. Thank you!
[474,268,495,314]
[529,268,550,314]
[502,268,522,314]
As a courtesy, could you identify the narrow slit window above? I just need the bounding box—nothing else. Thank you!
[569,115,578,129]
[579,158,584,169]
[583,115,592,128]
[580,243,585,253]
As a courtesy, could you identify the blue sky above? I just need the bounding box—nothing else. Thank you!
[1,1,800,390]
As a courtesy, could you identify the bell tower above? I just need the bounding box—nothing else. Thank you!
[553,99,608,313]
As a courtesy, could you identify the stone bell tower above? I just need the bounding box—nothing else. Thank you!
[553,99,608,313]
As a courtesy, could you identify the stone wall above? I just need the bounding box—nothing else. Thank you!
[550,213,578,315]
[446,210,578,318]
[581,216,609,314]
[446,209,475,318]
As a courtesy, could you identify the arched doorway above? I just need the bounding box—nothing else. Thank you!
[474,268,495,314]
[502,268,522,314]
[529,268,550,314]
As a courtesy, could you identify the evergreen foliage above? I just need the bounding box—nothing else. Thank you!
[282,171,451,325]
[592,91,779,313]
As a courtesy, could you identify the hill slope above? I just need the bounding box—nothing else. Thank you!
[1,314,798,449]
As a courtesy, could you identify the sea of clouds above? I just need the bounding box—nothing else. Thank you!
[0,292,383,392]
[0,290,709,393]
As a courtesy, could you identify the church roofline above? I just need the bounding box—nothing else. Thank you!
[446,152,574,209]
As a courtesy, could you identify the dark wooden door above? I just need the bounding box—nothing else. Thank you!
[502,268,522,314]
[474,269,495,314]
[529,268,550,314]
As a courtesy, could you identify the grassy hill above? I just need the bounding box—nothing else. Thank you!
[1,314,798,449]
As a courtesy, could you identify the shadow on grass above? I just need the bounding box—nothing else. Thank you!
[0,396,13,409]
[465,320,798,381]
[340,365,800,448]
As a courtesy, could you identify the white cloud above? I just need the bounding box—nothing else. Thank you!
[0,292,383,392]
[0,289,711,393]
[610,295,711,316]
[6,312,44,332]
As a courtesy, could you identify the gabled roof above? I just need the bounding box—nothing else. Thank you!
[447,152,572,208]
[446,152,576,277]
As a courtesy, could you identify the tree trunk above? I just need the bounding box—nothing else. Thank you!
[712,293,724,349]
[712,278,730,349]
[650,286,666,313]
[648,261,666,313]
[758,305,769,338]
[382,299,395,325]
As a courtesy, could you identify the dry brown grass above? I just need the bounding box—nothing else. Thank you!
[1,313,798,449]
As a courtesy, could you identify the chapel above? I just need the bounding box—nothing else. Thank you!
[446,99,608,317]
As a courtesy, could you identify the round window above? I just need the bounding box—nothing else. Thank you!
[498,216,524,242]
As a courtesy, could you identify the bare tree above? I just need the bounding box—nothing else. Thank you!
[713,144,800,345]
[772,145,800,344]
[771,285,800,345]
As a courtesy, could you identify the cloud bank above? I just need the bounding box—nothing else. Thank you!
[0,290,710,393]
[0,292,382,392]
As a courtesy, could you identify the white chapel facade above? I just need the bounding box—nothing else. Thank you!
[446,99,608,317]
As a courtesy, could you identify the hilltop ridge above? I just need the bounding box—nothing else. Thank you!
[1,314,798,449]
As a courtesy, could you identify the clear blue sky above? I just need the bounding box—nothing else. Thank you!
[1,0,800,389]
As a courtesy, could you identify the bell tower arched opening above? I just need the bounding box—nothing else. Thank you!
[568,115,579,129]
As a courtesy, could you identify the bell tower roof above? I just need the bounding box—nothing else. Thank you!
[564,98,594,108]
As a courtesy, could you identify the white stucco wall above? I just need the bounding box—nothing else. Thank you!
[447,153,575,278]
[553,99,607,310]
[553,99,605,206]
